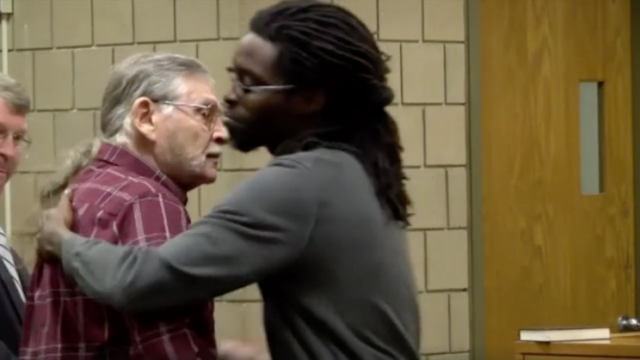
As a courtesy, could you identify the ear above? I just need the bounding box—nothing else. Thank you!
[130,97,159,141]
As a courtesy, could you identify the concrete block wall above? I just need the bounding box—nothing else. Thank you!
[1,0,470,358]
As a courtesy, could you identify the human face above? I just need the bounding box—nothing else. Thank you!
[132,76,228,190]
[222,32,295,153]
[0,100,28,191]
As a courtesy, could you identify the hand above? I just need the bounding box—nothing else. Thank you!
[217,339,270,360]
[37,189,74,259]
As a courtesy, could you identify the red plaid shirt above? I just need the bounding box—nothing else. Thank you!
[20,143,216,360]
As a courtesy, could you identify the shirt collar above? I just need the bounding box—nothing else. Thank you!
[94,143,188,205]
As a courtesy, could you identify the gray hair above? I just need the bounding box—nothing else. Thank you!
[0,73,30,115]
[37,52,211,210]
[101,52,211,143]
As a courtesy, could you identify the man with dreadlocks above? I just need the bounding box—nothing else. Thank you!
[35,0,420,359]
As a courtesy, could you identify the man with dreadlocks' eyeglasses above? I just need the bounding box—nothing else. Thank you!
[35,0,420,359]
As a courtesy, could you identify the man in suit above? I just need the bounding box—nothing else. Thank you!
[0,73,32,360]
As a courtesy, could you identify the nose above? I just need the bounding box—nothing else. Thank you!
[0,140,17,169]
[0,138,18,157]
[212,119,229,145]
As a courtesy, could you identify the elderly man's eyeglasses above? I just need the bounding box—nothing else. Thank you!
[0,126,31,151]
[226,68,294,94]
[157,101,220,129]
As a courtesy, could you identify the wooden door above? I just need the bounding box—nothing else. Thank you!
[479,0,635,359]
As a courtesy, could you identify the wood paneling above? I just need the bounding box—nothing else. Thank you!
[480,0,635,358]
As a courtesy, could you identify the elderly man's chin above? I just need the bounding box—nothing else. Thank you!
[199,164,219,185]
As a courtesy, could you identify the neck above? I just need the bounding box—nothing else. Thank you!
[121,141,195,193]
[122,141,159,170]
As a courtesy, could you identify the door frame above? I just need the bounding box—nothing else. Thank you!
[630,0,640,331]
[466,0,484,359]
[466,1,640,359]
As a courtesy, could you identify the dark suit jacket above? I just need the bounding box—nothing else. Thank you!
[0,249,29,360]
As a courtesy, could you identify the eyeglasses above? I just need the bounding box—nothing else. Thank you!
[158,101,220,129]
[0,127,31,151]
[226,68,294,94]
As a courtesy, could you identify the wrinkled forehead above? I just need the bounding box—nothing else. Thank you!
[179,76,219,105]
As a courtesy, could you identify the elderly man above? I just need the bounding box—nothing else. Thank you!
[19,53,228,360]
[0,74,32,360]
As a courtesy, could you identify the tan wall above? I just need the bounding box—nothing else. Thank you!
[1,0,470,358]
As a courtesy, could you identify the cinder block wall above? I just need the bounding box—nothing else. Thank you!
[1,0,470,358]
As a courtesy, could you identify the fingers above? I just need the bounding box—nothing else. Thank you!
[35,213,58,263]
[57,188,73,215]
[36,246,58,263]
[61,188,73,202]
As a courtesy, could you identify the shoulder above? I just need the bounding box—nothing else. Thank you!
[213,150,336,213]
[272,148,365,188]
[233,148,363,195]
[214,149,359,214]
[72,168,179,202]
[265,148,358,181]
[239,150,333,193]
[72,166,183,212]
[273,147,357,168]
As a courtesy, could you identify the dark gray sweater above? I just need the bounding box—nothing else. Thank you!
[61,148,420,360]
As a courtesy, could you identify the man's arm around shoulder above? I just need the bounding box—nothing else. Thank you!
[59,157,318,310]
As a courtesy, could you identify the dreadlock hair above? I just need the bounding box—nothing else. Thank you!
[250,0,412,227]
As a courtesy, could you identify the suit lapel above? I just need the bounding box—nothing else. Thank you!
[0,261,23,321]
[11,249,30,293]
